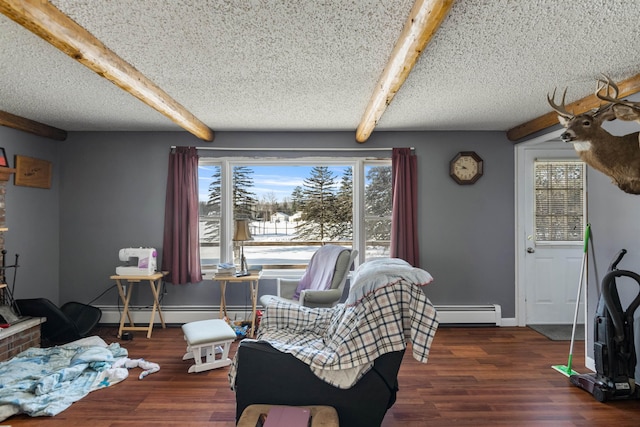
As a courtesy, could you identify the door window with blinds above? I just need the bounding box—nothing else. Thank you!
[534,161,585,243]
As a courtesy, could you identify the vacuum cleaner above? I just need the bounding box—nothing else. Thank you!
[570,249,640,402]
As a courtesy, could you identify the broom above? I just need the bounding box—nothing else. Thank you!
[552,223,590,377]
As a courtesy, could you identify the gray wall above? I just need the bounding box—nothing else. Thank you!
[6,128,516,317]
[1,126,60,303]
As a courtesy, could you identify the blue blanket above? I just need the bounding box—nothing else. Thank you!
[0,341,129,421]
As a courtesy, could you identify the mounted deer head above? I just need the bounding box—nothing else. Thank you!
[547,79,640,195]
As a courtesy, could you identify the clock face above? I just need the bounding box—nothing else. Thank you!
[454,156,478,180]
[450,152,483,184]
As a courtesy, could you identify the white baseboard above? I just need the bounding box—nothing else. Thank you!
[97,303,507,326]
[500,317,517,327]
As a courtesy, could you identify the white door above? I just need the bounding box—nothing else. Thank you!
[516,140,585,325]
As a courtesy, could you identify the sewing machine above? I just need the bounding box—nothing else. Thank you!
[116,247,157,276]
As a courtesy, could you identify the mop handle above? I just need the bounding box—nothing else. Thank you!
[569,224,590,356]
[583,224,590,254]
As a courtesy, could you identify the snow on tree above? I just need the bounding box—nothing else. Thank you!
[296,166,338,240]
[365,165,392,241]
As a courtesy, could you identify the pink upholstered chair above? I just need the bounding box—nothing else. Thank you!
[260,246,357,308]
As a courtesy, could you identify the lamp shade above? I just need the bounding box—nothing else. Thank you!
[233,219,252,241]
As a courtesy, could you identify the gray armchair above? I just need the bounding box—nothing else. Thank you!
[260,247,357,308]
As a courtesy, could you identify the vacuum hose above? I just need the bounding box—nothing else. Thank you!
[601,269,640,343]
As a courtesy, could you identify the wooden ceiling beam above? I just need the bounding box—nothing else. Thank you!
[0,109,67,140]
[356,0,455,143]
[0,0,214,142]
[507,72,640,142]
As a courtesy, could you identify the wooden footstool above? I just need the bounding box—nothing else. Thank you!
[181,319,236,373]
[238,404,339,427]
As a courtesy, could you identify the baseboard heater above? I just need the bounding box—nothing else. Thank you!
[97,304,502,326]
[434,304,502,326]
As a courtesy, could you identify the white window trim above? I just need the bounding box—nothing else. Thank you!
[199,156,391,270]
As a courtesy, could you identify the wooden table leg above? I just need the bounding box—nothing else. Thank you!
[116,279,135,338]
[146,278,166,338]
[153,279,166,328]
[219,281,228,320]
[249,279,259,337]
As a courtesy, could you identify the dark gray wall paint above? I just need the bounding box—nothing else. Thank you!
[1,126,60,303]
[417,132,515,312]
[5,127,515,317]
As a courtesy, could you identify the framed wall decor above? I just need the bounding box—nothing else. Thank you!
[0,148,8,168]
[15,155,52,189]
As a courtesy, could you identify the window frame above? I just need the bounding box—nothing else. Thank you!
[198,155,391,274]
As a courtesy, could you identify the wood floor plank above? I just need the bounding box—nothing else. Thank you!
[3,325,640,426]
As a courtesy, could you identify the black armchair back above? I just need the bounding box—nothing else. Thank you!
[234,340,405,427]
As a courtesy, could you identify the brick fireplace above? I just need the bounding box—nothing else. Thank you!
[0,318,43,361]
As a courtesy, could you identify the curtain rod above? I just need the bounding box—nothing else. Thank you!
[170,146,414,151]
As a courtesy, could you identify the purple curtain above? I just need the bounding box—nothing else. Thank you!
[161,147,202,284]
[390,147,420,267]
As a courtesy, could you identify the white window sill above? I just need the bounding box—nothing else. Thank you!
[201,268,306,280]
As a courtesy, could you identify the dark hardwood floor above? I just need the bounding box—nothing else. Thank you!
[4,325,640,426]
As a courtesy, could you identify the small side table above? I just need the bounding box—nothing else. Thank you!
[111,271,168,339]
[214,271,262,337]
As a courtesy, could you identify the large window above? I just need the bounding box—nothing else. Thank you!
[198,158,391,270]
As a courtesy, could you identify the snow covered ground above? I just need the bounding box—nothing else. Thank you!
[200,219,388,266]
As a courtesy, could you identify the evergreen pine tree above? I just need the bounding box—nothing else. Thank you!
[204,167,222,241]
[365,165,392,241]
[233,166,257,219]
[291,186,304,213]
[330,167,353,240]
[204,166,257,241]
[296,166,337,240]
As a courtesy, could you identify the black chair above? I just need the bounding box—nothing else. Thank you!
[234,340,405,427]
[234,258,438,426]
[15,298,102,344]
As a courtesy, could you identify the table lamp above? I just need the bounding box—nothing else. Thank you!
[233,219,252,277]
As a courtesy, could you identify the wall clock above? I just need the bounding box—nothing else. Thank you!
[450,151,483,185]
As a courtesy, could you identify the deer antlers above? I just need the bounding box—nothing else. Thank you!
[595,75,620,104]
[596,75,640,122]
[547,88,573,119]
[548,75,640,122]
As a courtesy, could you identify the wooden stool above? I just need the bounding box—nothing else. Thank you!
[238,404,339,427]
[181,319,236,373]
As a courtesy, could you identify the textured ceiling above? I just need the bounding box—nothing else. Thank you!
[1,0,639,138]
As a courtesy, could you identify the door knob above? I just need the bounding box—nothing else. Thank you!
[527,247,535,253]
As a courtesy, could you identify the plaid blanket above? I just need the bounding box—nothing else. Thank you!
[229,259,438,389]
